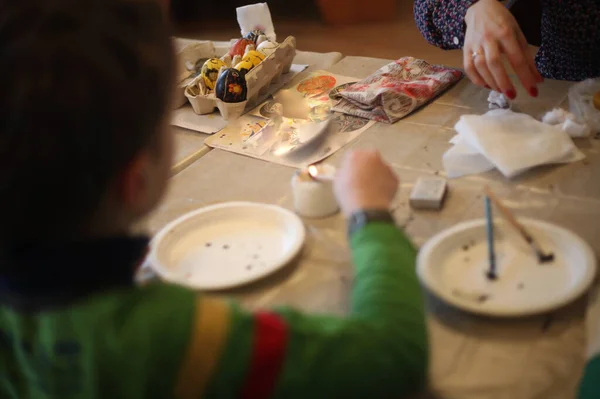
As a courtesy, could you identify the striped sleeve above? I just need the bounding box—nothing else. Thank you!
[174,297,232,399]
[174,297,290,399]
[414,0,479,49]
[192,302,291,399]
[196,223,426,399]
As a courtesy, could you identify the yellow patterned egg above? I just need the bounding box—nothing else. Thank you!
[234,60,254,75]
[200,58,226,90]
[242,50,265,67]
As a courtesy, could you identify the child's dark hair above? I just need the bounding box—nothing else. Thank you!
[0,0,174,242]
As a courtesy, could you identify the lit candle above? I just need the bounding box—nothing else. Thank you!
[291,165,339,218]
[307,163,336,182]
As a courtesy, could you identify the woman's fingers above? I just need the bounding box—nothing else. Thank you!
[462,0,542,97]
[473,48,502,92]
[463,46,489,89]
[483,41,516,99]
[503,30,540,96]
[515,28,544,84]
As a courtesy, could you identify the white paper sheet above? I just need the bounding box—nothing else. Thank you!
[205,71,375,168]
[444,109,585,179]
[237,3,277,42]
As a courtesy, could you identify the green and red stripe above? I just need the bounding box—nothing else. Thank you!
[240,312,289,399]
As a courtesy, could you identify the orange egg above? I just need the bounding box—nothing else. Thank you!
[593,90,600,111]
[229,38,254,58]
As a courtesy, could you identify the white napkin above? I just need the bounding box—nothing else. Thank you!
[443,109,585,179]
[236,3,276,42]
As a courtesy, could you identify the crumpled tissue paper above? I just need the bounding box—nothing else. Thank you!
[488,91,510,110]
[542,108,591,138]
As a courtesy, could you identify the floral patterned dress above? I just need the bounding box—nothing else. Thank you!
[414,0,600,81]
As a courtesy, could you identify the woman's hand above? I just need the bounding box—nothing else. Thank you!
[463,0,543,99]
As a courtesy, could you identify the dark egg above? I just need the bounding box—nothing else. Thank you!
[215,68,248,103]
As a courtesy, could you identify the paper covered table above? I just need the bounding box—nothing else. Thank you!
[153,55,600,398]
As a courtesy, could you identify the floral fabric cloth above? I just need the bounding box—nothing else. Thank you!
[331,57,463,124]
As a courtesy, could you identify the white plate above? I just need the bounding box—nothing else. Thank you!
[417,218,596,317]
[149,202,305,290]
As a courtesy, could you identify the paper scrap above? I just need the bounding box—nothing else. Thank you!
[237,3,276,42]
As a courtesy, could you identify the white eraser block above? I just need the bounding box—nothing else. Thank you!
[409,177,448,210]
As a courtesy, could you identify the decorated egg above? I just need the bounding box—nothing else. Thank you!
[215,68,248,103]
[234,60,254,75]
[256,34,268,46]
[218,66,227,78]
[244,29,265,44]
[200,58,226,90]
[257,40,278,56]
[229,38,254,58]
[242,50,265,67]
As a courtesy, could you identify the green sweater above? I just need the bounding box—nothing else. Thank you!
[579,286,600,398]
[0,223,427,398]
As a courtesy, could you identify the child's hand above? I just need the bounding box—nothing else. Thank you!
[334,150,398,217]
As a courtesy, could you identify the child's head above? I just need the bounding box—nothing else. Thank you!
[0,0,175,242]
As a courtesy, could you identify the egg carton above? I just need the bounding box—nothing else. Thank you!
[173,36,297,120]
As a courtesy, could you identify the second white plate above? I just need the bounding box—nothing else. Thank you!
[417,218,596,317]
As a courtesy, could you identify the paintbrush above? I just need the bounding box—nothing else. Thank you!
[484,195,498,280]
[484,186,555,264]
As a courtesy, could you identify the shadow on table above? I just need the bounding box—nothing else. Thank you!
[207,248,305,297]
[426,290,588,339]
[409,391,445,399]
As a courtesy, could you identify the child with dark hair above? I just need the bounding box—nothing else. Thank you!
[0,0,427,397]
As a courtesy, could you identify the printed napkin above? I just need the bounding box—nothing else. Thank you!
[331,57,463,124]
[443,109,585,179]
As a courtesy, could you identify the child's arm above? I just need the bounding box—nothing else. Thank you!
[175,222,427,399]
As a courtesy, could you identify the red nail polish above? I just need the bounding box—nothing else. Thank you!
[484,85,491,89]
[506,90,516,100]
[529,87,538,97]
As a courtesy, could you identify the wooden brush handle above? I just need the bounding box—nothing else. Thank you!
[483,186,533,242]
